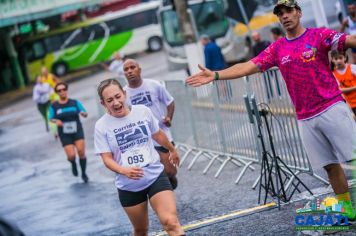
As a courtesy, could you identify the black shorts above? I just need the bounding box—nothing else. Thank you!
[154,141,175,153]
[59,129,84,147]
[118,171,173,207]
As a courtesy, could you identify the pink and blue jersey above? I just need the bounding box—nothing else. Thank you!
[252,28,347,120]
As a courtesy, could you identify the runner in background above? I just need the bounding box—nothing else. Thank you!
[102,52,127,85]
[41,66,60,139]
[49,82,89,183]
[32,75,53,132]
[123,59,179,189]
[340,2,356,63]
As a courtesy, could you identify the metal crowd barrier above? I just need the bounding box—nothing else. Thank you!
[165,79,258,184]
[164,68,329,186]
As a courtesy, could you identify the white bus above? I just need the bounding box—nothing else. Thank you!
[158,0,249,70]
[20,1,163,78]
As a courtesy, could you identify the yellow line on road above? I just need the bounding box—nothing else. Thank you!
[153,202,277,236]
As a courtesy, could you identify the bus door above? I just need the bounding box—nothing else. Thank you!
[22,40,46,81]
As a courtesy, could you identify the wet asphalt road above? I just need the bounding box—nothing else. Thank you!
[0,51,355,236]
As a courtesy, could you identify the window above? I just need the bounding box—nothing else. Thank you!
[86,23,106,41]
[130,9,157,28]
[161,10,182,46]
[23,45,34,61]
[59,29,88,49]
[25,41,46,61]
[22,41,46,62]
[44,35,62,52]
[160,1,228,46]
[192,1,228,38]
[107,16,130,34]
[107,8,158,34]
[33,41,45,58]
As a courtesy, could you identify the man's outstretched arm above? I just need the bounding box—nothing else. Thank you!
[185,61,260,87]
[345,34,356,49]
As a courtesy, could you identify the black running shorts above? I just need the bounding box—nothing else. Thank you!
[154,141,175,153]
[118,171,173,207]
[59,129,84,147]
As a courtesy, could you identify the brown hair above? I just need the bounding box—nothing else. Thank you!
[330,50,348,71]
[97,78,124,100]
[54,82,68,92]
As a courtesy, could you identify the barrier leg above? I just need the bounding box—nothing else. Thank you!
[311,173,329,185]
[215,156,231,178]
[187,151,203,170]
[235,161,254,185]
[284,170,300,190]
[203,154,220,175]
[231,158,256,171]
[252,172,262,189]
[180,148,193,166]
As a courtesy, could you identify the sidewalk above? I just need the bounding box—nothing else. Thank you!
[0,67,100,109]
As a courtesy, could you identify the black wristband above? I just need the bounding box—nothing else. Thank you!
[214,71,219,81]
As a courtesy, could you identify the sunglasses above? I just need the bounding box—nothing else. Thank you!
[56,88,67,93]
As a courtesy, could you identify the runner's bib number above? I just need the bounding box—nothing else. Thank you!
[121,146,151,168]
[63,121,77,134]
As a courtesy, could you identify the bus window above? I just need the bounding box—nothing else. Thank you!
[160,1,227,46]
[107,17,128,34]
[192,1,228,38]
[149,10,158,24]
[131,9,157,28]
[28,41,46,61]
[160,10,182,46]
[86,24,105,41]
[23,45,33,62]
[61,29,88,48]
[44,35,62,53]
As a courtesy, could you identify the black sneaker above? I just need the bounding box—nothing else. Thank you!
[82,174,89,183]
[169,176,178,190]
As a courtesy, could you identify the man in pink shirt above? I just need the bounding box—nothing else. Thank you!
[186,0,356,222]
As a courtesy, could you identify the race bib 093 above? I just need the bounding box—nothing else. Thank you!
[121,146,151,168]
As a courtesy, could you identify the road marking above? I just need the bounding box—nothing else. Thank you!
[152,202,277,236]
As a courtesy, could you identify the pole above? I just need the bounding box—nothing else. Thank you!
[339,0,347,21]
[236,0,252,31]
[173,0,204,74]
[2,28,26,89]
[311,0,329,28]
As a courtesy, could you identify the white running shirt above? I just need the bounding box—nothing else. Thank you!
[347,16,356,35]
[94,105,163,191]
[124,79,174,146]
